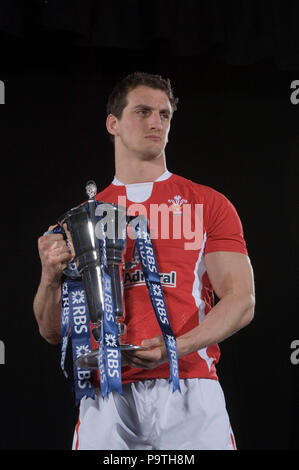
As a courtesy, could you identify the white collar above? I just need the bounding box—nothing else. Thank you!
[112,170,172,186]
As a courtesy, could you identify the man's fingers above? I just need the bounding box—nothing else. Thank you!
[51,240,70,252]
[121,346,164,370]
[121,353,150,369]
[141,335,164,349]
[49,241,72,261]
[38,233,63,247]
[38,232,72,272]
[47,224,59,231]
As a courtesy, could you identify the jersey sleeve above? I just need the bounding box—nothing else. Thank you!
[204,190,248,255]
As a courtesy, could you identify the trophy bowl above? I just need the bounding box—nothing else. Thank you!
[59,180,147,370]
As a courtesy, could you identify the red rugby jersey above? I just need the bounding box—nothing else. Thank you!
[92,172,247,384]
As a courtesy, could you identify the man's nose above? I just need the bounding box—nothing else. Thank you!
[149,111,163,130]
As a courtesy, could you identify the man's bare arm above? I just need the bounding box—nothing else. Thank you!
[176,251,255,356]
[33,279,62,344]
[122,251,255,369]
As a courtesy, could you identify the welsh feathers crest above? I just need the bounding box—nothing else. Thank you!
[168,195,188,214]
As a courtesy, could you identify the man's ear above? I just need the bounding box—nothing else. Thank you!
[106,114,119,138]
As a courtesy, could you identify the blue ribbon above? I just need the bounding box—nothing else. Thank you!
[60,279,70,380]
[44,225,95,406]
[68,278,95,405]
[94,212,122,397]
[101,270,122,396]
[132,217,181,393]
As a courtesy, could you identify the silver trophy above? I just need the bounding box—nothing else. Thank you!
[58,180,145,369]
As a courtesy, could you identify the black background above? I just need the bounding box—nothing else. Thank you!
[0,0,298,451]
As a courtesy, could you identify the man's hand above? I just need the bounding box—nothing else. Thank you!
[34,225,74,344]
[122,335,168,369]
[37,225,73,286]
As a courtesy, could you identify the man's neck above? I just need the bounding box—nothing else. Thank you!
[114,152,167,184]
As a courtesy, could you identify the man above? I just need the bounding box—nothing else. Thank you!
[33,72,255,450]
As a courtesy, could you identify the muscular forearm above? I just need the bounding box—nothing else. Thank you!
[33,277,62,344]
[123,252,255,370]
[177,292,255,358]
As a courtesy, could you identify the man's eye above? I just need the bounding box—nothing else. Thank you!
[137,109,148,116]
[161,113,170,120]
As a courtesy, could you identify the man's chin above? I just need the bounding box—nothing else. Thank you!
[139,146,165,161]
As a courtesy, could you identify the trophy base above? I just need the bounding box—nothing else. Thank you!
[74,345,147,369]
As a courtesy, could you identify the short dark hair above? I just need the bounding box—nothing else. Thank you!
[106,71,179,119]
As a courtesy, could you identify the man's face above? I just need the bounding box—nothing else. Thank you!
[113,85,173,160]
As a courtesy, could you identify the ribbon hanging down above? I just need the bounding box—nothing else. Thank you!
[44,225,95,406]
[131,216,181,394]
[95,215,122,398]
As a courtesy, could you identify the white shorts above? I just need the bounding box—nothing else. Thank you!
[72,378,236,450]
